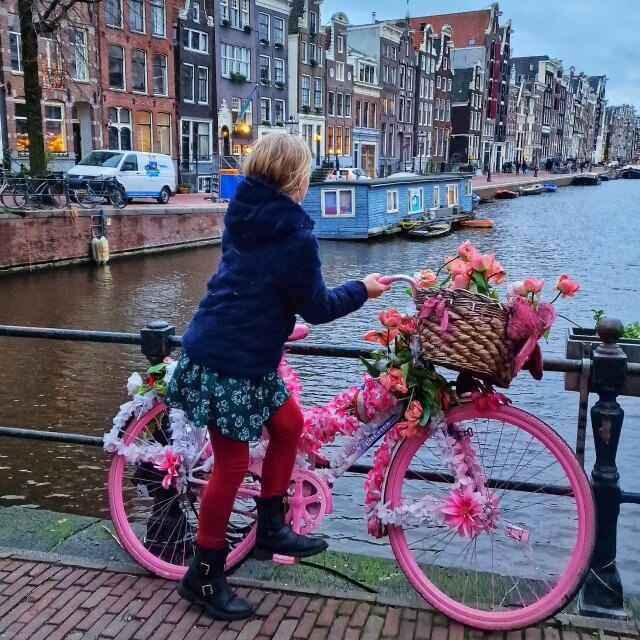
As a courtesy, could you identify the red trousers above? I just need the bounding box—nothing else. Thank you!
[196,395,304,550]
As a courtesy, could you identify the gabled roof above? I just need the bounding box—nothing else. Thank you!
[451,68,474,103]
[588,75,605,92]
[409,9,491,51]
[511,56,550,82]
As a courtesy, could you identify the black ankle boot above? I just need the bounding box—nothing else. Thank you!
[254,495,328,560]
[177,545,254,620]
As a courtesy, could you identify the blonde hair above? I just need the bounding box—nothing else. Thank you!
[242,134,312,199]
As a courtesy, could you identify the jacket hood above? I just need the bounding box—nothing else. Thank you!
[223,176,314,246]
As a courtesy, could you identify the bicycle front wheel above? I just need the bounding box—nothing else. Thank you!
[109,185,127,209]
[384,404,595,630]
[108,401,258,580]
[74,186,102,209]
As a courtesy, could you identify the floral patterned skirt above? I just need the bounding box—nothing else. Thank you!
[165,352,290,441]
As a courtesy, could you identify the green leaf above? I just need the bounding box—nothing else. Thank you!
[147,364,167,374]
[419,405,431,425]
[400,362,410,382]
[360,357,381,378]
[404,287,413,296]
[473,270,489,295]
[439,274,452,288]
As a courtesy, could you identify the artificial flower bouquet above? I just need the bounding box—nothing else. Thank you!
[362,240,580,439]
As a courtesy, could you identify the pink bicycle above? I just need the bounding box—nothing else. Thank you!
[106,275,595,631]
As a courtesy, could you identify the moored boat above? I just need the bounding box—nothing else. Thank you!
[407,221,452,239]
[542,183,557,192]
[459,219,495,228]
[620,166,640,179]
[573,173,601,186]
[494,189,518,199]
[519,184,544,196]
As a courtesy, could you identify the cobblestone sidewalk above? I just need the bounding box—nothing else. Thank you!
[1,554,638,640]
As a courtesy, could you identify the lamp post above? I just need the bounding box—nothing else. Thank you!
[285,115,299,135]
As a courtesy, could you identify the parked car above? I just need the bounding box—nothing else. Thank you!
[67,150,176,204]
[387,171,419,179]
[326,167,371,181]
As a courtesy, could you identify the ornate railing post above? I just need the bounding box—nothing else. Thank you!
[579,318,627,618]
[140,320,176,365]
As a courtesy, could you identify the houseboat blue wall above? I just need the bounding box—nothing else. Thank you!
[303,174,473,239]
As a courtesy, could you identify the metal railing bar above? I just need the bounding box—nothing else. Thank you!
[0,426,103,447]
[620,492,640,505]
[0,325,141,345]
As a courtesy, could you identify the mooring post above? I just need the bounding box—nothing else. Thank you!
[579,317,627,618]
[140,320,176,365]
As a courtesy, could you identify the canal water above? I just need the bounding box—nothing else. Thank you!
[1,179,639,590]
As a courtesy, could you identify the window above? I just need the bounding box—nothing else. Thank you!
[336,61,344,81]
[229,0,250,28]
[260,98,271,124]
[337,36,344,53]
[259,13,269,41]
[15,102,28,152]
[108,107,132,150]
[309,10,317,34]
[135,111,152,151]
[129,0,144,32]
[301,75,310,107]
[433,185,440,207]
[309,43,316,63]
[322,189,354,216]
[387,189,398,212]
[363,101,368,127]
[131,50,147,93]
[336,126,342,154]
[398,97,404,122]
[192,2,200,21]
[383,43,388,58]
[259,55,270,82]
[448,78,452,92]
[153,54,167,95]
[336,93,343,117]
[274,58,285,83]
[436,75,441,89]
[326,126,334,153]
[274,17,285,45]
[156,113,171,154]
[151,0,165,36]
[465,179,472,196]
[344,127,351,155]
[390,67,396,84]
[399,64,405,89]
[220,0,229,20]
[355,100,361,127]
[105,0,122,27]
[446,184,458,206]
[181,120,211,161]
[328,92,335,116]
[274,100,285,125]
[301,42,308,63]
[182,64,194,101]
[382,64,388,83]
[198,67,209,103]
[71,30,88,81]
[314,78,322,109]
[408,187,423,213]
[391,46,397,61]
[182,28,208,53]
[43,104,66,153]
[121,153,138,171]
[317,46,322,66]
[108,45,125,90]
[221,44,251,79]
[359,63,375,84]
[345,94,352,117]
[9,30,21,72]
[407,68,414,92]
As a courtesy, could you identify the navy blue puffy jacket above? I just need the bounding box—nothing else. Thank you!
[181,176,368,377]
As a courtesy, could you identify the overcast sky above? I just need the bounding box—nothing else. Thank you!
[321,0,640,110]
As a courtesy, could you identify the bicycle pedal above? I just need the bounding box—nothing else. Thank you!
[272,554,300,565]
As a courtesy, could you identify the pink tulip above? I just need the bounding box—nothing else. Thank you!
[486,259,506,284]
[445,258,468,277]
[522,277,545,294]
[452,272,471,289]
[457,240,480,262]
[379,367,408,395]
[379,308,403,328]
[398,316,416,334]
[404,400,423,426]
[417,269,437,287]
[556,274,580,297]
[470,253,494,273]
[396,420,422,439]
[507,281,527,298]
[363,330,380,342]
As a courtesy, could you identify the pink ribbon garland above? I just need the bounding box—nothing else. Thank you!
[419,296,449,333]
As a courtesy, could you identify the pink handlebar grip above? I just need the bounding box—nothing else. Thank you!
[377,276,392,285]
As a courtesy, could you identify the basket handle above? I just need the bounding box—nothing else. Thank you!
[377,275,419,297]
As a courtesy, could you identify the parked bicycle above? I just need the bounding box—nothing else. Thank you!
[105,275,595,631]
[70,175,127,209]
[0,172,63,210]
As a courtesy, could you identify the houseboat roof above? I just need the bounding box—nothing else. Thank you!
[311,173,470,188]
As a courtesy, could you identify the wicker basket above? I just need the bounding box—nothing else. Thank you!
[415,288,514,387]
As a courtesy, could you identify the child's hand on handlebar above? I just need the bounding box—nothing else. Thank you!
[362,273,391,299]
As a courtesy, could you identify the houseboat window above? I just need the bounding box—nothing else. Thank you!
[446,184,458,206]
[465,179,472,196]
[408,187,423,214]
[433,185,440,207]
[322,188,354,217]
[386,190,398,213]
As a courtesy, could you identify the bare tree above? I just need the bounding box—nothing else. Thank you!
[17,0,97,176]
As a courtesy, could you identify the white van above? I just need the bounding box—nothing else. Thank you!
[67,150,176,204]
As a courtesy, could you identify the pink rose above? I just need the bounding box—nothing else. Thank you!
[379,367,408,395]
[522,277,545,294]
[445,258,468,277]
[486,259,506,284]
[396,420,421,439]
[556,274,580,297]
[398,316,416,334]
[507,281,527,299]
[470,253,494,273]
[457,240,480,262]
[417,269,437,288]
[452,272,471,289]
[404,400,423,426]
[379,308,403,328]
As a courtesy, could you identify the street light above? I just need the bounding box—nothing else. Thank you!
[285,115,299,135]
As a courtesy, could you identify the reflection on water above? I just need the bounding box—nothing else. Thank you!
[0,181,639,590]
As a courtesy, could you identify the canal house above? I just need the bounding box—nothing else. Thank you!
[302,173,473,239]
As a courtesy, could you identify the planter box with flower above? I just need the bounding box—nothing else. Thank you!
[176,184,191,194]
[275,81,286,90]
[275,121,284,127]
[260,78,271,86]
[259,38,269,46]
[302,105,311,114]
[309,58,318,67]
[261,120,272,127]
[565,316,640,396]
[220,18,231,27]
[274,42,284,50]
[243,24,252,33]
[314,106,322,114]
[229,72,247,83]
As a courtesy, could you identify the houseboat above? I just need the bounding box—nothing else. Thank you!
[302,174,473,240]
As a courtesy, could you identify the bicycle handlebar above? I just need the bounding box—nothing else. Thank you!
[377,275,419,297]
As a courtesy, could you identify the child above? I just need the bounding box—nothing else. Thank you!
[166,134,389,620]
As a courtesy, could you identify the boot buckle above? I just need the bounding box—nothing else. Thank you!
[202,584,213,596]
[200,562,210,576]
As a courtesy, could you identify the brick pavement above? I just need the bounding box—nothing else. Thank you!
[1,554,638,640]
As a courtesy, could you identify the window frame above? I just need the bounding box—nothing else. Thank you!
[131,49,147,94]
[108,44,125,90]
[321,187,356,218]
[105,0,123,28]
[150,0,166,37]
[386,189,399,213]
[182,63,195,102]
[152,54,168,96]
[408,187,424,214]
[197,66,209,104]
[129,0,145,33]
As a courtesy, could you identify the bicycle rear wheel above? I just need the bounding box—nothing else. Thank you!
[108,401,258,580]
[109,185,127,209]
[74,186,102,209]
[384,404,595,630]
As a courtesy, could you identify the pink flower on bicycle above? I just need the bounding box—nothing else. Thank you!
[486,259,506,285]
[398,316,416,334]
[555,274,580,297]
[457,240,480,262]
[416,269,437,288]
[470,253,495,273]
[404,400,423,426]
[396,420,421,439]
[523,277,545,295]
[441,485,485,538]
[379,367,408,395]
[156,449,181,489]
[379,308,403,329]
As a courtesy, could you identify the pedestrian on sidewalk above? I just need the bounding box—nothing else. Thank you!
[515,160,520,175]
[165,134,390,621]
[522,160,528,175]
